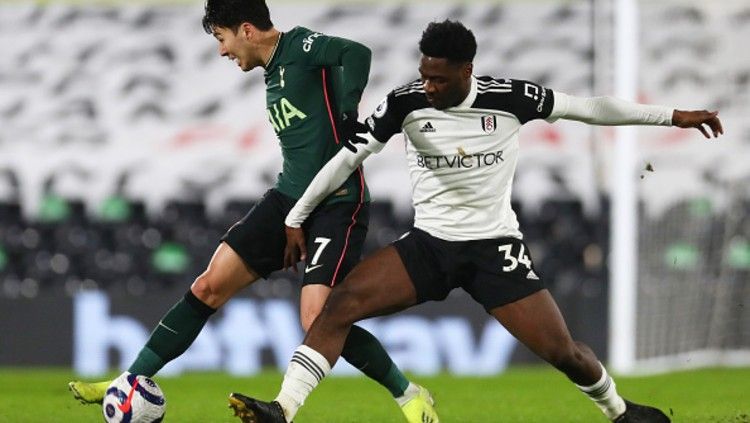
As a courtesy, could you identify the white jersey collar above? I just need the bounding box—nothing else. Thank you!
[452,75,478,109]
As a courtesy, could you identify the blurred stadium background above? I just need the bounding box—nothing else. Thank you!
[1,0,748,400]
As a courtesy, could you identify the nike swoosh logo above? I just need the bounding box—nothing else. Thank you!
[305,264,323,273]
[159,322,178,334]
[118,377,139,413]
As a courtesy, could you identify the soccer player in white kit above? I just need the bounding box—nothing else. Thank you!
[229,20,723,423]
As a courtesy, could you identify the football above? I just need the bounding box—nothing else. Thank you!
[102,372,166,423]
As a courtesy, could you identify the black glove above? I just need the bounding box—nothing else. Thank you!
[340,111,369,153]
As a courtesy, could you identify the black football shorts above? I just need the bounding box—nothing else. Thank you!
[392,227,545,311]
[221,189,369,286]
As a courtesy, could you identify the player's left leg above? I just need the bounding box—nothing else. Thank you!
[465,237,668,421]
[490,289,669,422]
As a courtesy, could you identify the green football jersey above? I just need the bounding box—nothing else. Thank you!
[264,26,371,205]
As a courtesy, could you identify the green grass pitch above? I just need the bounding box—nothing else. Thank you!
[2,367,749,422]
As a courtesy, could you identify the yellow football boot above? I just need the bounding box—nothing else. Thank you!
[68,380,111,404]
[400,385,439,423]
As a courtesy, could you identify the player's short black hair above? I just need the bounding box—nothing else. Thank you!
[202,0,273,33]
[419,20,477,64]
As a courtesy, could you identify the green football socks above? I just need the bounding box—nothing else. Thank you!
[128,290,216,377]
[341,325,410,397]
[127,291,408,399]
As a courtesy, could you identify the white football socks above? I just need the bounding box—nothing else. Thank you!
[275,345,331,422]
[575,363,627,420]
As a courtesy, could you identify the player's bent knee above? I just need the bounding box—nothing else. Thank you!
[190,272,225,309]
[321,286,368,326]
[190,275,211,300]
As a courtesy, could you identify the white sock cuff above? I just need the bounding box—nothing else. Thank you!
[576,362,609,393]
[293,345,332,378]
[395,383,420,407]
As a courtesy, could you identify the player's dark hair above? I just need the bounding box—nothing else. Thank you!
[202,0,273,33]
[419,20,477,64]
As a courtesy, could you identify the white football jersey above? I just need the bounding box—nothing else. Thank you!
[364,76,557,241]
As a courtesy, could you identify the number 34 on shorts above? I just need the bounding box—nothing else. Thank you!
[496,240,540,280]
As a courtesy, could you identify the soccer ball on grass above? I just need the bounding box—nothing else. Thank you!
[102,372,166,423]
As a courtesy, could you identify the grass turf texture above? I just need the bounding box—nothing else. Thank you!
[1,367,748,422]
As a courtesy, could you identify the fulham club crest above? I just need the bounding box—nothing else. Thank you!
[480,115,497,134]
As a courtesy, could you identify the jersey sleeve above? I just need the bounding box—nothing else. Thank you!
[474,78,555,124]
[301,31,372,113]
[363,90,412,149]
[507,79,554,123]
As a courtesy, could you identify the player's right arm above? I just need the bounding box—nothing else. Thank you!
[549,92,723,138]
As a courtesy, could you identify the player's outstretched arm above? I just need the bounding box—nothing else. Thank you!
[672,109,723,138]
[550,92,724,139]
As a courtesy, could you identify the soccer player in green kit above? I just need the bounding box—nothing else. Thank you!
[68,1,439,422]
